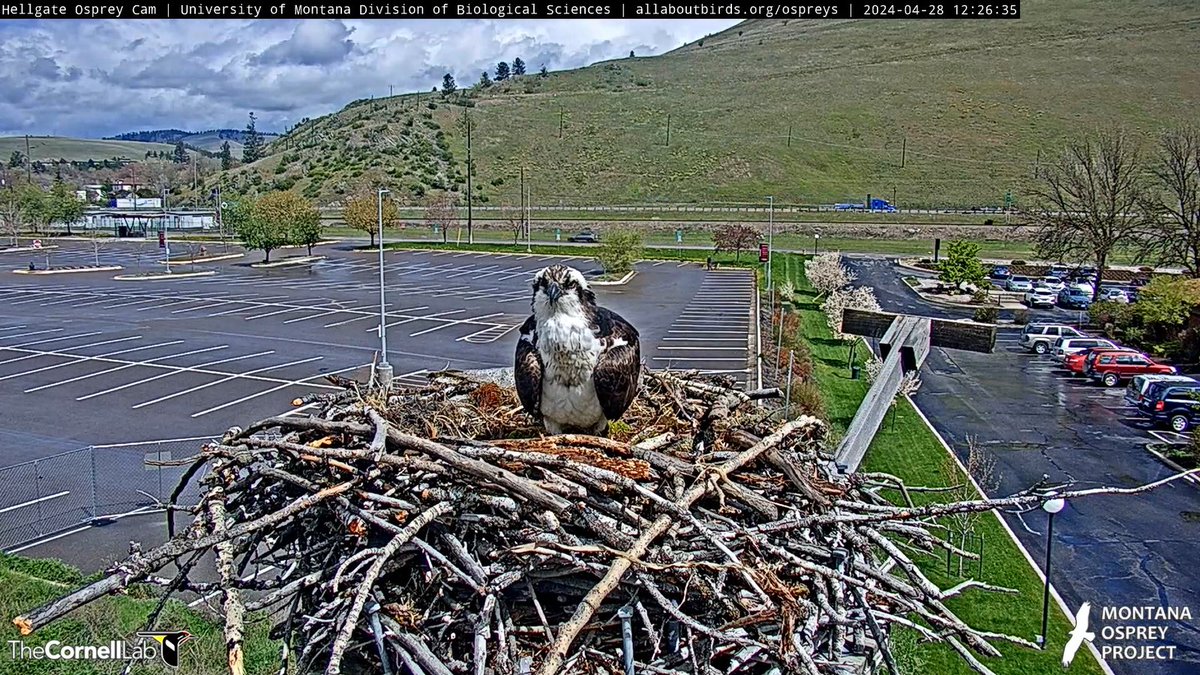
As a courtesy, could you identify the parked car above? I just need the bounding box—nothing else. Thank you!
[1019,323,1085,354]
[1130,276,1151,288]
[1006,276,1034,292]
[1124,374,1198,407]
[1136,382,1200,431]
[991,265,1011,281]
[1024,287,1057,308]
[1065,346,1139,376]
[1125,288,1140,303]
[1048,264,1071,279]
[1052,337,1116,362]
[1040,277,1066,293]
[1087,351,1175,387]
[567,230,600,243]
[1100,287,1129,303]
[1058,287,1093,309]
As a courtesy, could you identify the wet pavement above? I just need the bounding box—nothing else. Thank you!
[850,257,1200,675]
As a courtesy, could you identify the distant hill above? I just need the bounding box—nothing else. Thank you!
[0,136,179,162]
[219,0,1199,209]
[106,128,280,153]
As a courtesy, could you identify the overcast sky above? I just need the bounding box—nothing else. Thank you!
[0,19,738,138]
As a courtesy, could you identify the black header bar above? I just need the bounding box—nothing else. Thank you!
[0,1,1020,20]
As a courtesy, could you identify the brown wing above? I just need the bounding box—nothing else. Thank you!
[592,308,641,421]
[514,315,542,419]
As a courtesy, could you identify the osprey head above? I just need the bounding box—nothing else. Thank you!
[532,264,594,318]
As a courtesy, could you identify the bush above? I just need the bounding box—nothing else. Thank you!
[973,306,998,323]
[788,381,826,421]
[971,289,989,304]
[1012,308,1030,325]
[984,218,994,225]
[595,229,644,275]
[1139,266,1154,273]
[1011,259,1027,266]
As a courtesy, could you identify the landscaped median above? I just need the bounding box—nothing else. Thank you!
[113,270,216,281]
[13,265,122,275]
[767,251,1105,674]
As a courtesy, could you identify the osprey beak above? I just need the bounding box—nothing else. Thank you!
[545,282,563,304]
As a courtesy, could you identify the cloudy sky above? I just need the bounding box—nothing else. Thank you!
[0,19,738,138]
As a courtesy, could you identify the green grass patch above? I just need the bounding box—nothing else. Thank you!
[0,553,280,675]
[773,253,1104,674]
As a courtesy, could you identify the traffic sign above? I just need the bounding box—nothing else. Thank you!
[158,232,166,249]
[31,239,42,249]
[759,243,769,263]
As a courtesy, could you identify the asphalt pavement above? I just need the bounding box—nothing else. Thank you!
[849,257,1200,675]
[0,241,756,571]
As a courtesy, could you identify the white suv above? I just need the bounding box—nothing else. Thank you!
[1019,324,1085,354]
[1024,287,1057,308]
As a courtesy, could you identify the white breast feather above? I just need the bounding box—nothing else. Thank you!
[536,314,605,429]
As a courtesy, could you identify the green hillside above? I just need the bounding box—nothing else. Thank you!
[224,0,1199,209]
[0,136,178,162]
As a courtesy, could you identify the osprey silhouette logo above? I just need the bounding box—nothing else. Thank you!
[137,631,192,667]
[1062,602,1095,668]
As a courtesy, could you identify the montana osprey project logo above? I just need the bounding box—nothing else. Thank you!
[136,631,192,667]
[1062,603,1095,668]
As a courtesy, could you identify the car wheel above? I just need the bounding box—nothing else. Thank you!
[1171,415,1190,433]
[1102,373,1119,387]
[1034,342,1048,354]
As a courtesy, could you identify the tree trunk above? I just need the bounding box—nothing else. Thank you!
[308,243,313,255]
[264,248,271,263]
[1093,252,1107,301]
[370,231,375,247]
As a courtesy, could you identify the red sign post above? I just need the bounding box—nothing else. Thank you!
[759,243,769,263]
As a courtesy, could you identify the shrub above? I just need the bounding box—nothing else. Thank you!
[973,306,998,323]
[788,381,826,422]
[1011,259,1027,266]
[1139,266,1154,273]
[984,218,994,225]
[1012,308,1030,325]
[595,229,644,275]
[971,289,989,304]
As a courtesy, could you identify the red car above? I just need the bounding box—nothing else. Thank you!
[1087,351,1175,387]
[1064,346,1137,376]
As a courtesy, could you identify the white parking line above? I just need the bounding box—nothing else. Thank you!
[191,363,366,418]
[656,346,746,351]
[98,297,161,309]
[132,356,325,409]
[171,300,234,314]
[409,312,505,337]
[137,298,200,312]
[0,325,25,332]
[10,293,60,306]
[0,336,157,382]
[0,330,100,351]
[651,356,748,362]
[661,337,746,341]
[668,330,748,335]
[282,304,362,324]
[76,350,270,401]
[380,309,466,331]
[24,343,225,393]
[244,306,306,321]
[323,314,378,328]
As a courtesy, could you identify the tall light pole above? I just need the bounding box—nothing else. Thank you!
[1039,497,1066,648]
[376,188,393,390]
[767,196,774,290]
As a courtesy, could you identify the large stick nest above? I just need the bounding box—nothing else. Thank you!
[18,369,1126,675]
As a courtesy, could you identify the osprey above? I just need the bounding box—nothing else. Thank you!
[515,265,641,436]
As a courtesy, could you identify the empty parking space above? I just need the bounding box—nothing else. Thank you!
[652,270,754,386]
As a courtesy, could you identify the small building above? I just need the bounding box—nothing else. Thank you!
[79,208,217,237]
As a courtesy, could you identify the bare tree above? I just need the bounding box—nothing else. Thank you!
[1031,129,1150,300]
[0,183,21,246]
[424,193,457,244]
[500,202,523,244]
[1142,127,1200,276]
[939,436,1001,574]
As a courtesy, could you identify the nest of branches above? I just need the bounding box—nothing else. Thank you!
[15,369,1187,675]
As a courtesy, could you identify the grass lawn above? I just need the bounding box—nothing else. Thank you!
[0,554,280,675]
[772,252,1104,674]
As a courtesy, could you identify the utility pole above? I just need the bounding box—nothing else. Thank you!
[24,135,31,182]
[787,123,792,148]
[1034,148,1041,178]
[559,108,564,140]
[376,188,393,390]
[525,173,532,253]
[389,84,393,97]
[466,115,473,244]
[767,196,774,291]
[901,135,906,168]
[666,113,671,147]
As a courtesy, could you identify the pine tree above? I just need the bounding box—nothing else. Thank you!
[512,57,525,76]
[219,141,233,171]
[242,112,264,164]
[172,141,188,164]
[495,61,510,81]
[8,151,22,168]
[441,73,457,96]
[539,65,548,78]
[479,71,492,88]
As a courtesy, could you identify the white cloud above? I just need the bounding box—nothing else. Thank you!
[0,19,737,137]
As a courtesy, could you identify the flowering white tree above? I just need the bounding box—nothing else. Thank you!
[824,286,881,341]
[805,252,855,298]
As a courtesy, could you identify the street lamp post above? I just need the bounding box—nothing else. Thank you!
[376,188,393,390]
[814,233,821,255]
[1039,497,1066,648]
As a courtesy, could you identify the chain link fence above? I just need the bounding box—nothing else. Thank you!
[0,436,217,551]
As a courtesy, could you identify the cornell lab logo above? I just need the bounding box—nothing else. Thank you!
[1062,602,1095,668]
[137,630,192,667]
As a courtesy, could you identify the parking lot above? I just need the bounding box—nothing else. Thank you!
[0,241,755,568]
[851,257,1200,675]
